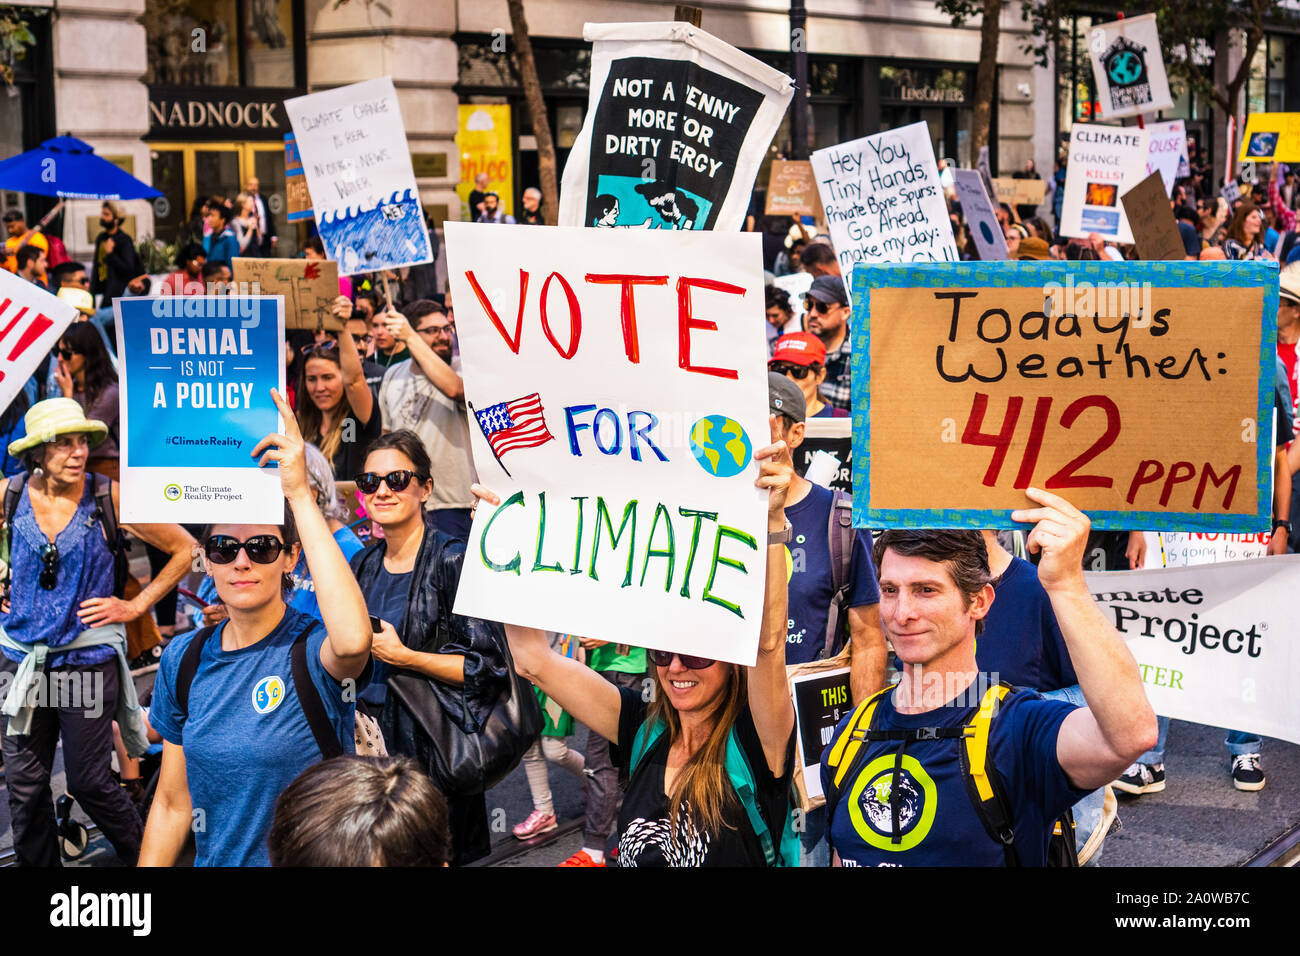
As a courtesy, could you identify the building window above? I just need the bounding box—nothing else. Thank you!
[143,0,298,88]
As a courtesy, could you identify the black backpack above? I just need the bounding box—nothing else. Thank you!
[819,489,855,659]
[173,621,344,760]
[823,682,1079,867]
[2,471,128,601]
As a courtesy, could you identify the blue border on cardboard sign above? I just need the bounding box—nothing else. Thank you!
[848,260,1278,533]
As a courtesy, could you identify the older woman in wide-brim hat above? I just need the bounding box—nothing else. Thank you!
[1,398,194,867]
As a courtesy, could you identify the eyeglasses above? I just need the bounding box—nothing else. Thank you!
[56,347,78,360]
[351,333,373,346]
[300,340,337,355]
[418,322,454,336]
[40,543,59,590]
[354,470,428,495]
[204,534,287,565]
[650,649,717,670]
[770,361,813,380]
[71,277,89,287]
[803,299,837,314]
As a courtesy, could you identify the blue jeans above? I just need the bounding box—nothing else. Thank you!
[1140,716,1261,763]
[799,804,829,868]
[1041,684,1107,864]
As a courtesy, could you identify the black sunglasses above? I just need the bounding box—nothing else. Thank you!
[803,298,837,314]
[40,543,59,590]
[56,347,78,360]
[351,333,372,346]
[354,470,428,495]
[650,649,717,670]
[770,361,813,380]
[204,534,287,565]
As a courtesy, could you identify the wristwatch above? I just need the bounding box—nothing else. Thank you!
[1272,518,1291,535]
[768,521,793,546]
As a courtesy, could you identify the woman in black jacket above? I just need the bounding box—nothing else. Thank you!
[349,429,508,865]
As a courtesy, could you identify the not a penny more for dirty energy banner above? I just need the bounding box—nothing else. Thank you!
[444,222,770,667]
[851,261,1275,533]
[114,296,286,524]
[559,21,793,233]
[285,77,432,275]
[1087,557,1300,746]
[811,121,957,289]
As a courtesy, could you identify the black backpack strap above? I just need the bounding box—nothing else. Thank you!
[90,472,127,596]
[176,625,218,719]
[2,472,27,600]
[289,621,344,760]
[821,489,855,659]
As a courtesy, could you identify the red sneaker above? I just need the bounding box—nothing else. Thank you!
[557,850,605,867]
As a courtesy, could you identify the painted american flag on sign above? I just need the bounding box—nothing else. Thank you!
[473,392,555,460]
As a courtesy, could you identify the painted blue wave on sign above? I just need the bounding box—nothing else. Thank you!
[318,188,432,274]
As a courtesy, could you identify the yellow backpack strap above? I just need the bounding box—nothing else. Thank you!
[963,682,1012,802]
[828,685,892,790]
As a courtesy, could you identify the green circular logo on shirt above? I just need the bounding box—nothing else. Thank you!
[847,753,938,851]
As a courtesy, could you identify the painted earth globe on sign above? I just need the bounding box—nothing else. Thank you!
[688,415,751,478]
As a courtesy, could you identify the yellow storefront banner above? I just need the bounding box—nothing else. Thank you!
[457,104,514,218]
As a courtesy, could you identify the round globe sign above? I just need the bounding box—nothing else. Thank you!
[688,415,751,479]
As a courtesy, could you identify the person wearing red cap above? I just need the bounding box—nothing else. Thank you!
[769,332,848,419]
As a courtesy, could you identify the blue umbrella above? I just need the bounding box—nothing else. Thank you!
[0,135,161,200]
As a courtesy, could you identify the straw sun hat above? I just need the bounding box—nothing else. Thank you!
[7,397,107,457]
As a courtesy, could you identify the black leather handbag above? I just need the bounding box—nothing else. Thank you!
[386,629,542,796]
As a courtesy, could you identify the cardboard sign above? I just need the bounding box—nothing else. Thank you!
[285,77,432,275]
[788,664,852,809]
[992,177,1047,210]
[1059,123,1149,243]
[1087,557,1300,746]
[1145,119,1188,195]
[444,222,771,666]
[232,257,341,331]
[849,261,1275,533]
[811,121,957,290]
[1121,172,1188,261]
[765,160,821,218]
[113,296,286,524]
[0,270,78,412]
[559,21,793,232]
[1086,14,1174,120]
[952,168,1008,261]
[284,133,313,223]
[457,104,515,219]
[1238,112,1300,163]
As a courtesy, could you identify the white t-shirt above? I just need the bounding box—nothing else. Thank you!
[378,356,478,510]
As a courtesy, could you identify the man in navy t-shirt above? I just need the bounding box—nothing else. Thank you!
[822,491,1158,866]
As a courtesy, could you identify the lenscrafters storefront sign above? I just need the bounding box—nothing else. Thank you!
[148,86,299,141]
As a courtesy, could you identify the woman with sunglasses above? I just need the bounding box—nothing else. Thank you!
[54,321,120,481]
[349,430,510,866]
[1,399,194,866]
[768,332,848,420]
[140,390,374,867]
[295,314,379,481]
[473,421,797,867]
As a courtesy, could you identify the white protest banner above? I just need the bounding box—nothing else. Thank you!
[114,296,286,524]
[951,168,1008,261]
[811,121,957,293]
[285,77,432,275]
[1087,14,1174,120]
[1059,123,1150,243]
[0,270,78,412]
[1087,557,1300,746]
[559,22,793,232]
[1145,119,1188,195]
[444,222,770,666]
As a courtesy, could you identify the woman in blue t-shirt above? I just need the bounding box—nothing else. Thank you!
[139,390,374,867]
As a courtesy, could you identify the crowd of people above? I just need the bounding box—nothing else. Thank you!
[0,140,1293,869]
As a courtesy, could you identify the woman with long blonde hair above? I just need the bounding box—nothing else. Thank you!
[475,419,796,866]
